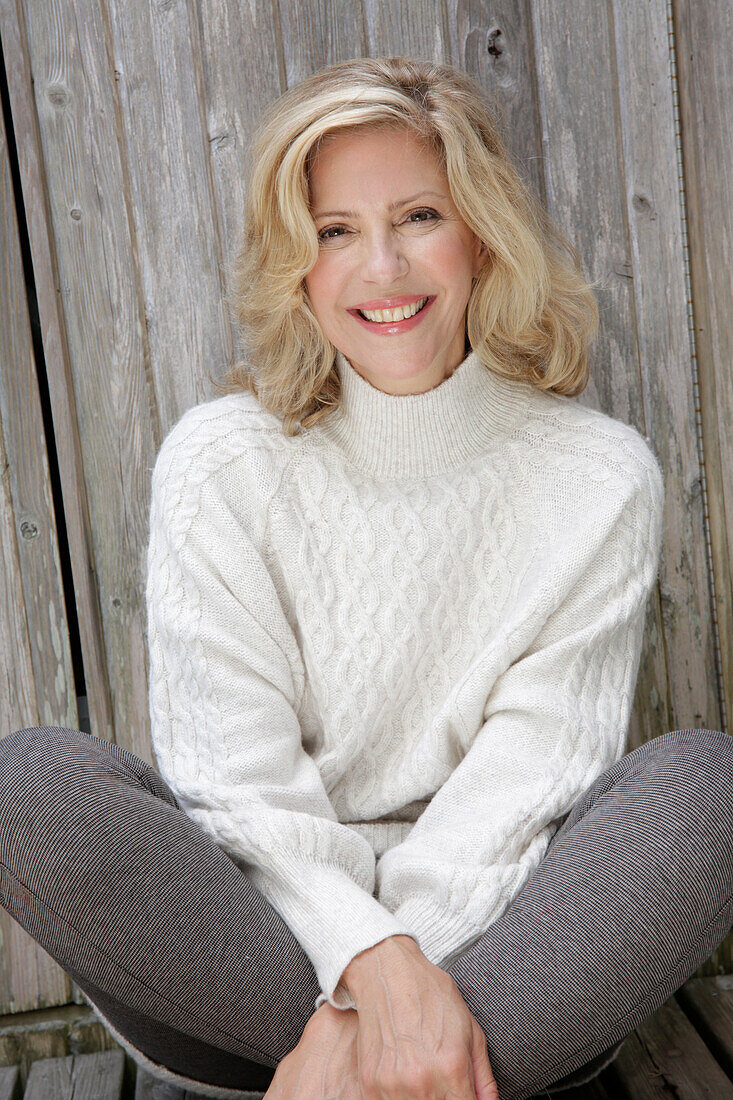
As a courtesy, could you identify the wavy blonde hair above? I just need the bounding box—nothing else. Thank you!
[211,56,601,436]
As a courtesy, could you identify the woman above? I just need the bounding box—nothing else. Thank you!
[0,56,731,1100]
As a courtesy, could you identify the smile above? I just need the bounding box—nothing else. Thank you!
[348,295,436,333]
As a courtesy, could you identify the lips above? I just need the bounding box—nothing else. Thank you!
[351,294,430,311]
[348,294,437,333]
[357,297,428,321]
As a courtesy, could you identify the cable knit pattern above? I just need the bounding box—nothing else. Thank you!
[145,347,665,1013]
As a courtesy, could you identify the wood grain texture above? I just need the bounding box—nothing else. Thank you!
[0,1066,20,1100]
[672,0,732,749]
[676,974,733,1079]
[15,0,163,763]
[0,23,78,1017]
[611,0,719,744]
[0,63,76,738]
[670,0,733,975]
[23,1050,124,1100]
[0,1002,118,1077]
[530,1,669,752]
[0,0,114,749]
[606,995,733,1098]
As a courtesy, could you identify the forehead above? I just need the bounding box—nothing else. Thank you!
[308,126,445,197]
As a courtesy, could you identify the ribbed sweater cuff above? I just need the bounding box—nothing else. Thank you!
[246,858,419,1012]
[392,894,488,969]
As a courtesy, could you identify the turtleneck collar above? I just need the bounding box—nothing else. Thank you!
[310,347,534,480]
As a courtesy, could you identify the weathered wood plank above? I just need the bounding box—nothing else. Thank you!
[362,0,447,64]
[676,974,733,1078]
[0,1003,118,1078]
[673,0,733,749]
[10,0,161,764]
[0,0,114,751]
[104,0,231,428]
[278,0,365,87]
[23,1054,74,1100]
[196,0,284,283]
[24,1050,124,1099]
[0,27,77,1017]
[0,1066,20,1100]
[606,995,733,1097]
[0,17,77,738]
[669,0,733,978]
[69,1050,125,1099]
[612,0,721,743]
[446,4,546,204]
[604,1031,669,1099]
[531,2,671,755]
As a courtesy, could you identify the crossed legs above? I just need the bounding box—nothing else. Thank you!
[0,725,730,1099]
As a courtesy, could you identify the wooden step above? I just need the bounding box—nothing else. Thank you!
[0,1066,21,1100]
[2,976,733,1097]
[24,1050,125,1098]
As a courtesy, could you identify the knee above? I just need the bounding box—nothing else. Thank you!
[1,724,87,780]
[1,723,90,773]
[643,727,733,816]
[1,724,180,832]
[0,726,97,834]
[650,726,732,768]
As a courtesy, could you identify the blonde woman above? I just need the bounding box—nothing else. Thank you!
[1,57,731,1100]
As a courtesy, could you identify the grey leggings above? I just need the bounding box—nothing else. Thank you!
[0,725,731,1100]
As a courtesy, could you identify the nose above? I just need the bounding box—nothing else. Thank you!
[359,228,409,284]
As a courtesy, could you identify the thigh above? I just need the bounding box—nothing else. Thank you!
[445,728,733,1100]
[0,726,321,1085]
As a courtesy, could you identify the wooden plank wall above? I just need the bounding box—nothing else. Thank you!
[0,54,80,1015]
[0,0,730,1017]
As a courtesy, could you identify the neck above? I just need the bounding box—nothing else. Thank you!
[310,348,534,479]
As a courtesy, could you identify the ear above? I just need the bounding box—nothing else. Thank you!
[472,234,489,278]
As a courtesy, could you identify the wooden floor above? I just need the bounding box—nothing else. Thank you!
[0,975,731,1098]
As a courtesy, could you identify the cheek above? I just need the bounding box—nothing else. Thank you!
[431,237,477,288]
[304,259,341,313]
[421,234,476,292]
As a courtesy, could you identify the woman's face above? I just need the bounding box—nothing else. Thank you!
[304,125,488,395]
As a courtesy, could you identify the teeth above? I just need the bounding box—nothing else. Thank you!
[359,297,428,323]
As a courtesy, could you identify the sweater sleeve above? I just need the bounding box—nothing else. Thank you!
[375,448,665,969]
[145,427,418,1011]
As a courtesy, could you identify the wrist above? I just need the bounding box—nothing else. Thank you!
[341,934,420,998]
[309,999,355,1032]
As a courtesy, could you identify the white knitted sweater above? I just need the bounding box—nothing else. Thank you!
[145,347,665,1013]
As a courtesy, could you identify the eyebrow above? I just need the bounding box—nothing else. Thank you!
[312,190,448,220]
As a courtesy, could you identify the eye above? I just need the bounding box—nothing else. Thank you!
[317,225,346,242]
[406,207,441,224]
[316,208,442,244]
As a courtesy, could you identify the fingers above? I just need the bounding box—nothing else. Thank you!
[355,1017,479,1099]
[347,947,494,1100]
[471,1017,500,1100]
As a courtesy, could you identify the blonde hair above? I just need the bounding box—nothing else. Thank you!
[212,56,601,436]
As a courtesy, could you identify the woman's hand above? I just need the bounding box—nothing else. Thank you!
[341,934,499,1100]
[263,1001,364,1099]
